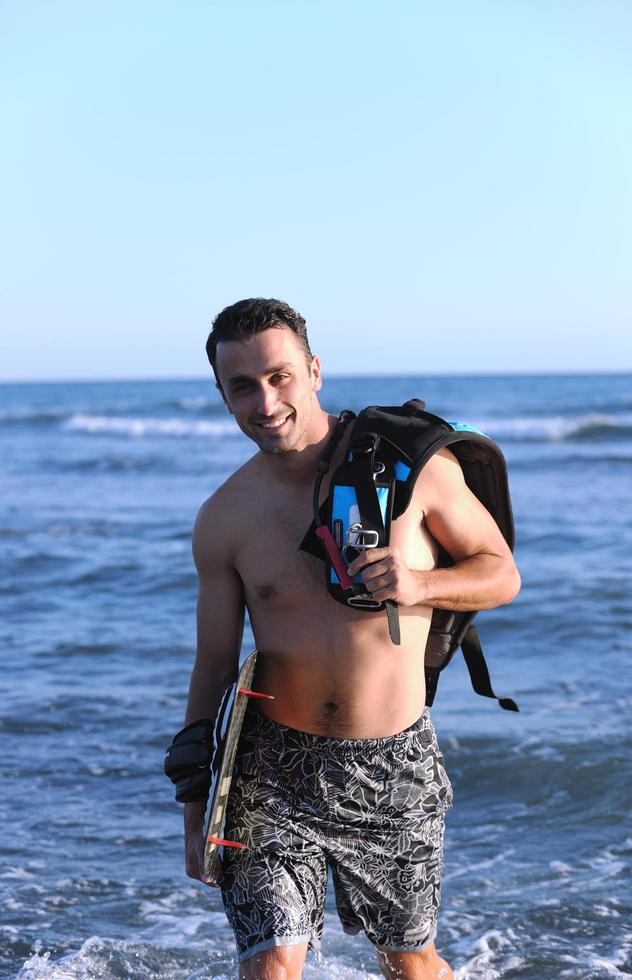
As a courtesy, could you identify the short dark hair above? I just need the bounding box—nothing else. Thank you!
[206,298,313,381]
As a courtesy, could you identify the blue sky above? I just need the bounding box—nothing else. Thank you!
[1,0,630,380]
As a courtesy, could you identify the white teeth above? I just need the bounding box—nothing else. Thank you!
[260,416,289,429]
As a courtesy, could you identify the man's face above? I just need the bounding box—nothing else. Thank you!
[215,326,323,454]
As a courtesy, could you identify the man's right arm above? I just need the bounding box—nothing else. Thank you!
[183,489,245,882]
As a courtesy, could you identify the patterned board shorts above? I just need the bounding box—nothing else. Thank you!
[220,706,454,963]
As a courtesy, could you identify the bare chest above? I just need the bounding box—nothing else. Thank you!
[234,496,324,607]
[233,480,437,612]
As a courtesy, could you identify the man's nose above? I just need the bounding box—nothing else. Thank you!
[257,384,278,418]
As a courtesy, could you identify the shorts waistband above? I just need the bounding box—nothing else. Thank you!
[244,706,433,756]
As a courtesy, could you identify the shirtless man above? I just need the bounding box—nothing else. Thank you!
[183,298,520,979]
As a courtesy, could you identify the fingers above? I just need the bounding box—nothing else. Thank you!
[185,835,213,886]
[346,547,392,576]
[345,547,416,604]
[363,573,392,595]
[369,587,394,602]
[347,550,398,588]
[358,562,390,585]
[363,570,396,601]
[185,849,201,879]
[186,863,200,880]
[186,856,213,886]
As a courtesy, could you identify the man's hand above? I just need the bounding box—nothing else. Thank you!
[345,449,521,614]
[184,804,213,886]
[346,547,425,607]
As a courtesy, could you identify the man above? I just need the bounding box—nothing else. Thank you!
[183,298,520,979]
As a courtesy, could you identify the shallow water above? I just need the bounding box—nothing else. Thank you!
[1,374,631,978]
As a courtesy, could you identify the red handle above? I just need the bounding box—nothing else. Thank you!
[207,836,247,849]
[315,525,354,589]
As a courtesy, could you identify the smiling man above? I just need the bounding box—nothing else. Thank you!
[182,298,520,979]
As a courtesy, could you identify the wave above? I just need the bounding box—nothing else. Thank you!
[58,455,170,473]
[63,414,240,439]
[174,395,221,411]
[508,453,632,472]
[15,923,380,978]
[0,408,65,425]
[5,405,632,445]
[451,926,632,980]
[474,412,632,443]
[0,400,226,429]
[152,394,226,413]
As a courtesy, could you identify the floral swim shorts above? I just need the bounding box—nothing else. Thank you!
[220,707,453,963]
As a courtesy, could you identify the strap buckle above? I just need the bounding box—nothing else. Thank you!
[345,523,379,552]
[347,593,383,610]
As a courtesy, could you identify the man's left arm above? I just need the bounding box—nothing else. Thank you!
[346,447,521,611]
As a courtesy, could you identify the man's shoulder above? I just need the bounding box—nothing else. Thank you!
[203,452,261,504]
[411,446,465,515]
[417,447,463,487]
[194,454,263,548]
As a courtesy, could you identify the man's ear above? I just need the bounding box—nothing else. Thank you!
[310,355,323,392]
[215,382,233,414]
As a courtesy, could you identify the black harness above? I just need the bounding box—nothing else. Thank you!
[301,399,519,711]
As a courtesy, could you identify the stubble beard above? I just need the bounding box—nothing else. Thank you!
[256,407,313,456]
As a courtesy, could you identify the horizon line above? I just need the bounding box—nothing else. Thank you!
[1,368,631,386]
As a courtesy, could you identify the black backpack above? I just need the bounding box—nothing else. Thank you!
[300,399,518,711]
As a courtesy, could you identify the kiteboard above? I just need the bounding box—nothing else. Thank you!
[203,650,274,884]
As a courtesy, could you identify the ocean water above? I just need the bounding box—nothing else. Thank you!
[1,374,630,980]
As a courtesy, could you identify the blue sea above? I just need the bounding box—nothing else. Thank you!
[1,374,630,979]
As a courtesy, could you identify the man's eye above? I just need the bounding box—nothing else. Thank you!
[272,374,289,383]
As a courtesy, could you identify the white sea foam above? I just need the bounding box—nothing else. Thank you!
[473,412,632,441]
[64,414,240,439]
[303,959,382,978]
[444,849,516,882]
[453,928,520,979]
[588,959,631,976]
[593,904,622,919]
[550,860,573,874]
[452,919,632,978]
[38,408,632,444]
[1,866,34,880]
[17,925,384,979]
[177,396,215,410]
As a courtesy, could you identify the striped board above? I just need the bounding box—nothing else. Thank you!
[203,650,261,885]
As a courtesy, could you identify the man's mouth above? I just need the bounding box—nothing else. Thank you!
[255,414,291,431]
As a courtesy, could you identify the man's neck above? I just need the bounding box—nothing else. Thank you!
[259,410,337,485]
